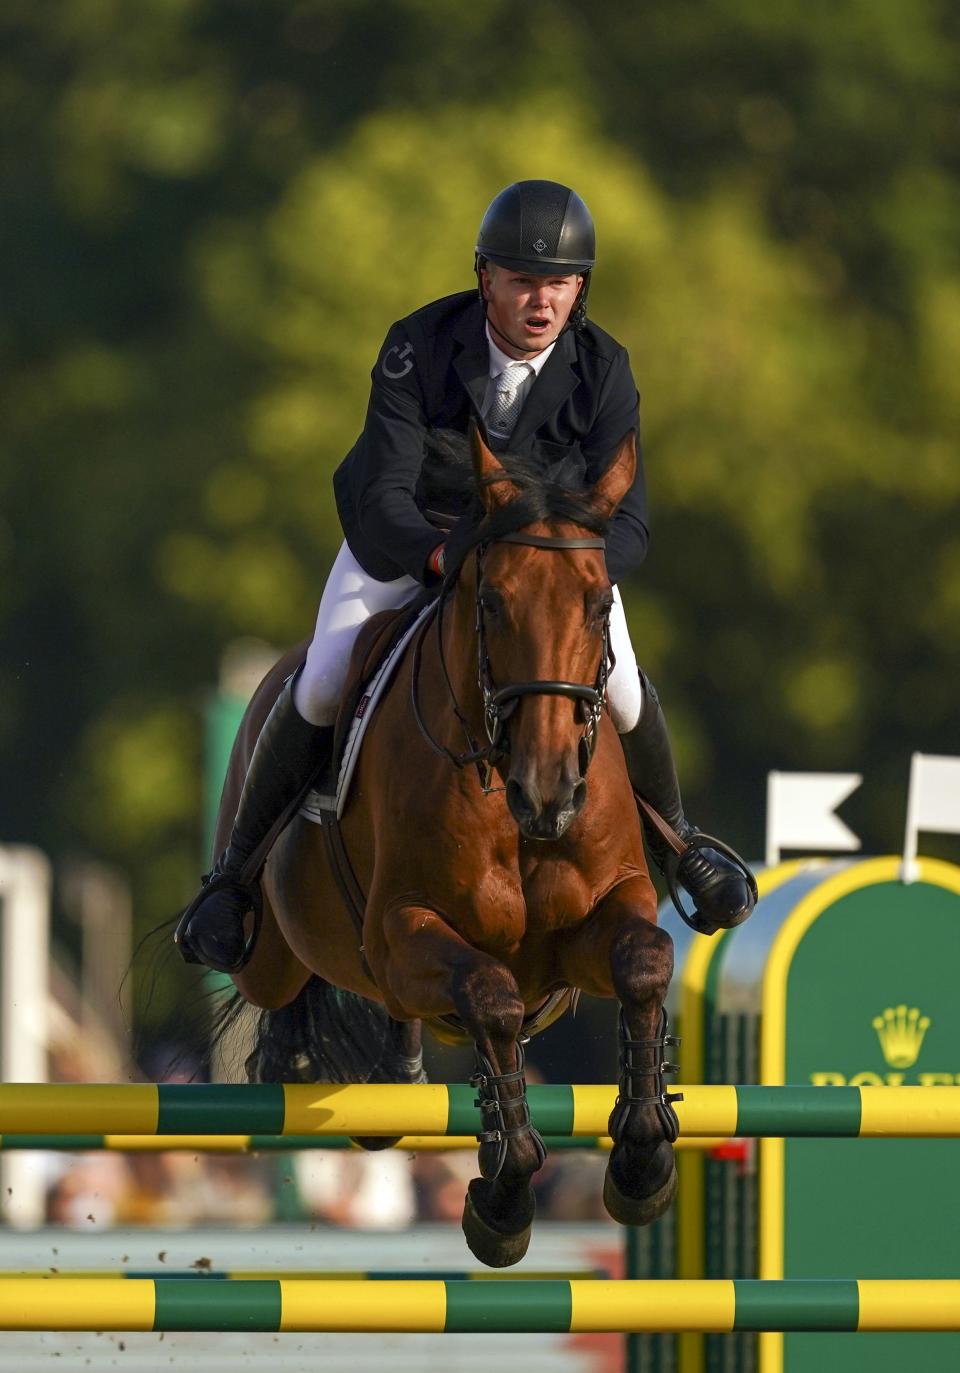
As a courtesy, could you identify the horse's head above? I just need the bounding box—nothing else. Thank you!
[466,425,637,841]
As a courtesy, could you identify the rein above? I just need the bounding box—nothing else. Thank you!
[410,530,612,792]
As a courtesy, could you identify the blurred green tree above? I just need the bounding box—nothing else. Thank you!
[1,0,957,1043]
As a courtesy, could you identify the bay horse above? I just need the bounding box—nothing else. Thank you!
[214,426,679,1267]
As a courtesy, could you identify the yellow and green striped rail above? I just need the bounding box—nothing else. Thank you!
[6,1269,605,1282]
[0,1131,727,1152]
[1,1083,959,1138]
[0,1131,598,1152]
[0,1278,957,1332]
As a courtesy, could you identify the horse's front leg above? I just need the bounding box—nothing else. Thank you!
[557,875,678,1226]
[371,899,546,1267]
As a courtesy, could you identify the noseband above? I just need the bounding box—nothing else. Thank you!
[411,531,612,792]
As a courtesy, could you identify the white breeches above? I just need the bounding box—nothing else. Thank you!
[295,542,422,725]
[606,586,643,732]
[294,540,644,733]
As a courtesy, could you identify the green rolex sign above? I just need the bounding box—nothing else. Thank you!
[758,857,960,1373]
[662,855,960,1373]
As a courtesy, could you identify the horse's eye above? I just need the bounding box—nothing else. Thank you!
[479,589,502,616]
[590,595,614,625]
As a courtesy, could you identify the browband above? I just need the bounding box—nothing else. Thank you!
[492,533,606,550]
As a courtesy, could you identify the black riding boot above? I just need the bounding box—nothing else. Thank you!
[177,675,334,973]
[620,672,755,933]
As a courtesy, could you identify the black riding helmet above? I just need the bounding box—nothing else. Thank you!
[475,180,595,329]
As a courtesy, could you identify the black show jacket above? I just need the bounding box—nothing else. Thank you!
[333,291,649,585]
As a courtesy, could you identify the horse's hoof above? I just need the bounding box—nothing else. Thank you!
[461,1178,534,1269]
[603,1143,677,1226]
[350,1136,401,1152]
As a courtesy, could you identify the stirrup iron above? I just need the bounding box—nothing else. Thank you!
[173,870,264,973]
[663,831,758,936]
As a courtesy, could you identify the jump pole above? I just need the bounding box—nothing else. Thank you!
[1,1084,959,1138]
[0,1278,957,1332]
[0,1131,727,1152]
[4,1269,607,1282]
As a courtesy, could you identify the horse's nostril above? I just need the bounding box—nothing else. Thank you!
[571,779,588,814]
[506,778,534,823]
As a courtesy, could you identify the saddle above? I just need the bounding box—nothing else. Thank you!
[300,588,437,821]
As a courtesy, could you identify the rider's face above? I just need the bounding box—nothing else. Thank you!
[481,265,584,358]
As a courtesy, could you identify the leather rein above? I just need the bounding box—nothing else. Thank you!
[411,531,612,793]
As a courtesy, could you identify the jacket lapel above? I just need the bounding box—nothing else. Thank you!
[451,307,582,445]
[451,303,491,418]
[510,328,580,448]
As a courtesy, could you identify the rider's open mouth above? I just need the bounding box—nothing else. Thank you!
[525,316,549,332]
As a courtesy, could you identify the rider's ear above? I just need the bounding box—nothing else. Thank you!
[471,420,522,512]
[591,430,637,518]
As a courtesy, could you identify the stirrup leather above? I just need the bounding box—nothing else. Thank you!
[470,1039,547,1180]
[610,1007,683,1143]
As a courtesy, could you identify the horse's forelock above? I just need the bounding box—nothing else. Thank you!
[477,484,608,542]
[428,430,609,586]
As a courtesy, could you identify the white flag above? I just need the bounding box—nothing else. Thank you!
[766,771,862,867]
[907,754,960,833]
[903,753,960,880]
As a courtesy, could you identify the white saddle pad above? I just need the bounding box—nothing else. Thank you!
[299,601,434,824]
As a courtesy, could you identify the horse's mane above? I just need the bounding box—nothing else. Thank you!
[422,430,609,582]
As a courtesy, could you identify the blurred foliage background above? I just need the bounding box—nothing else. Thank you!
[1,1,958,1048]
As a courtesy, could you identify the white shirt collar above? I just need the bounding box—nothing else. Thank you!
[485,322,556,378]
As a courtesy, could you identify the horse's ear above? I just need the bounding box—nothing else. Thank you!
[470,419,521,512]
[591,430,637,518]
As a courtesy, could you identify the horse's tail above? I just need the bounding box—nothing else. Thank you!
[243,974,424,1085]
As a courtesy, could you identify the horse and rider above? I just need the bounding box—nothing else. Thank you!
[175,180,756,1265]
[179,178,754,973]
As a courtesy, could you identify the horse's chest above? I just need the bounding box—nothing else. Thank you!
[463,856,592,943]
[518,861,593,929]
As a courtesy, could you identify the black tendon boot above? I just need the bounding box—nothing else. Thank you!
[176,674,334,973]
[620,672,756,935]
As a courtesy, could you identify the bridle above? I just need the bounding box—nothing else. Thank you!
[411,530,612,793]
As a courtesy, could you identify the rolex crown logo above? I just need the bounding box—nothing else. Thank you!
[872,1005,931,1069]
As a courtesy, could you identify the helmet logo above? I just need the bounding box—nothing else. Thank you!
[532,238,547,253]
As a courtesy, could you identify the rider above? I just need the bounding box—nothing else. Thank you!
[178,179,756,974]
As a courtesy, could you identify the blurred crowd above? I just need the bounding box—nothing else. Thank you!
[32,1043,612,1230]
[40,1141,611,1230]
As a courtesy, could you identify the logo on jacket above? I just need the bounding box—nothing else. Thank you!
[381,342,414,379]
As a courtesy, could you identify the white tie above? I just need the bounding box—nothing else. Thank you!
[485,363,531,440]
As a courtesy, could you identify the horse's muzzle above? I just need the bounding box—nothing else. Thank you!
[506,775,588,841]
